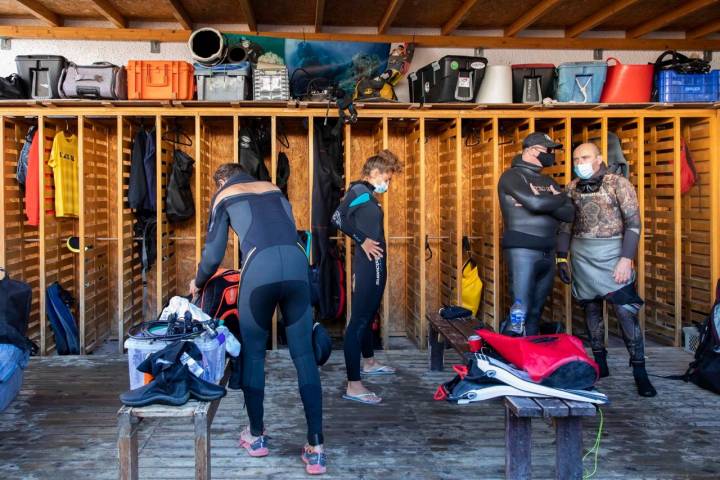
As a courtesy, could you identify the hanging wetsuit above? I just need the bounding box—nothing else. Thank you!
[332,181,386,381]
[498,156,574,335]
[558,164,646,368]
[195,172,323,446]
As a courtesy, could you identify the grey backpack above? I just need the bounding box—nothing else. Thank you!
[58,62,127,100]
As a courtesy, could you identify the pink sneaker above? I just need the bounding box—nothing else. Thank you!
[301,445,327,475]
[239,428,268,457]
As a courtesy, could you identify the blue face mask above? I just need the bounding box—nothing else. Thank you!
[574,163,595,180]
[373,181,389,194]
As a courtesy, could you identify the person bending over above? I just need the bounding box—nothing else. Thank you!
[497,132,575,335]
[557,143,656,397]
[332,150,402,405]
[190,163,327,474]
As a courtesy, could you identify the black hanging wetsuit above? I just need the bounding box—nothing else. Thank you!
[497,156,575,335]
[332,181,386,381]
[195,172,323,446]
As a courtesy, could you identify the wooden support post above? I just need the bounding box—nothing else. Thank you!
[564,116,572,333]
[491,117,501,331]
[555,417,583,480]
[194,412,211,480]
[155,115,163,316]
[455,117,463,305]
[710,113,720,307]
[419,118,427,349]
[673,116,682,347]
[344,122,352,326]
[636,117,646,332]
[78,116,86,354]
[116,115,125,352]
[233,115,240,271]
[382,116,391,349]
[117,409,139,480]
[38,116,47,354]
[271,116,278,350]
[194,115,202,265]
[308,116,315,264]
[505,409,532,479]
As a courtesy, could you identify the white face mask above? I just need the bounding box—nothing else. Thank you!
[574,163,595,180]
[373,181,389,194]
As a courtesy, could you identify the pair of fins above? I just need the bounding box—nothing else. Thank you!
[446,354,609,405]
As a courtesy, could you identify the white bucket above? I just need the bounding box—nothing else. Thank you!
[188,28,227,66]
[476,65,512,104]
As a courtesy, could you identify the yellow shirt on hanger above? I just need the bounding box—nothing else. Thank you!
[48,131,79,217]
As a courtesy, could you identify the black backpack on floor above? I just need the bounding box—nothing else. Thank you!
[681,280,720,394]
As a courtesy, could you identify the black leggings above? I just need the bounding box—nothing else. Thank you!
[344,253,387,381]
[238,245,323,446]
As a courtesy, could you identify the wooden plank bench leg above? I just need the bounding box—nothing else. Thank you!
[428,324,445,371]
[194,412,211,480]
[555,417,583,480]
[118,410,139,480]
[505,407,532,480]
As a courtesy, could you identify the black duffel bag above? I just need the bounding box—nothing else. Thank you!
[0,74,27,99]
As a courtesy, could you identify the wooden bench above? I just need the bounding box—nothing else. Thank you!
[428,312,598,480]
[117,366,230,480]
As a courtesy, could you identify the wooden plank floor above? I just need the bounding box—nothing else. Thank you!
[1,347,719,479]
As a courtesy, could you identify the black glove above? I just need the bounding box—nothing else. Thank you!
[557,258,571,285]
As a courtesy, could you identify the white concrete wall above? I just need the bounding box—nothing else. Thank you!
[1,37,717,102]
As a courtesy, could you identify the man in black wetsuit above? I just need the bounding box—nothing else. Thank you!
[497,132,575,336]
[189,164,326,475]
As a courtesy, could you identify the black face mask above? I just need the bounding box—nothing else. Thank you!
[577,175,604,194]
[537,151,555,167]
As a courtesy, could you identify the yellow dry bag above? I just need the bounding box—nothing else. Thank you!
[461,258,482,316]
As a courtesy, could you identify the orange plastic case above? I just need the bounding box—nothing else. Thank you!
[127,61,195,100]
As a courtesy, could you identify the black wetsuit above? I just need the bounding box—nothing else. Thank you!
[497,156,575,335]
[332,181,386,381]
[195,172,323,446]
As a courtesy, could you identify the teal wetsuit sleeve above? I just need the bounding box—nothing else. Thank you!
[332,186,372,245]
[195,203,230,288]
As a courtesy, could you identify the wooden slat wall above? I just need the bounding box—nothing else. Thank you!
[1,109,718,354]
[1,117,41,346]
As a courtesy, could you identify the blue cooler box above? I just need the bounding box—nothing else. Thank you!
[556,61,607,103]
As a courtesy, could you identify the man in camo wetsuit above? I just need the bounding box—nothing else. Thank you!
[557,142,656,397]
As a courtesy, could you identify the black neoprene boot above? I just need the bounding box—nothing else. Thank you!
[592,349,610,378]
[187,372,227,401]
[631,360,657,397]
[120,363,191,407]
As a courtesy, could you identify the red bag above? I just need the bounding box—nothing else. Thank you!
[600,57,654,103]
[196,268,240,337]
[476,329,599,387]
[679,138,697,194]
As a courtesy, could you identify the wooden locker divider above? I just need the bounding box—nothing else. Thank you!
[233,115,240,271]
[80,117,115,353]
[491,117,501,331]
[454,117,463,306]
[1,115,42,348]
[271,115,278,350]
[78,117,85,353]
[116,115,124,351]
[344,123,352,326]
[404,119,424,346]
[155,116,163,316]
[673,117,682,347]
[381,116,391,348]
[563,116,573,333]
[712,112,720,298]
[194,115,202,266]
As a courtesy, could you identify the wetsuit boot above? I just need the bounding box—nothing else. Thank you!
[592,349,610,378]
[631,360,657,397]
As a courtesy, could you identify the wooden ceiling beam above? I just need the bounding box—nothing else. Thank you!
[238,0,257,32]
[565,0,640,38]
[686,17,720,39]
[88,0,127,29]
[441,0,478,35]
[166,0,192,30]
[378,0,405,34]
[504,0,562,37]
[627,0,718,38]
[314,0,325,33]
[14,0,61,27]
[1,25,720,51]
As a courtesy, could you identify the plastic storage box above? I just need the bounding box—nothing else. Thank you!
[194,62,252,101]
[655,70,719,102]
[408,55,487,103]
[556,61,607,103]
[511,64,556,103]
[127,60,195,100]
[15,55,67,99]
[253,64,289,101]
[124,333,225,390]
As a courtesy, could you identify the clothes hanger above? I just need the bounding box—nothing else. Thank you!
[161,122,192,147]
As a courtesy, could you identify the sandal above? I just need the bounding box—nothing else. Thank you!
[238,427,269,457]
[362,365,396,376]
[342,392,382,405]
[302,445,327,475]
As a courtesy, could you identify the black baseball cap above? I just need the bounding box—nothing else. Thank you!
[523,132,563,150]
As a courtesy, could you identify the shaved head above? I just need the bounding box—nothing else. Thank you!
[574,143,600,159]
[572,142,603,178]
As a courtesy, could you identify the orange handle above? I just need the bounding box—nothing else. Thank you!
[145,64,169,87]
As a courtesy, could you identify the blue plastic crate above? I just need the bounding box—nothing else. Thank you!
[655,70,719,102]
